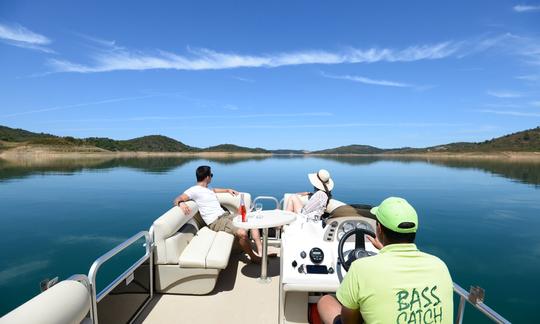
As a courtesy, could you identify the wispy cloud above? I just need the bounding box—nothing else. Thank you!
[321,72,413,88]
[0,260,49,285]
[0,23,54,53]
[179,122,469,130]
[486,90,523,98]
[513,5,540,12]
[231,76,255,83]
[483,103,522,109]
[223,104,240,111]
[515,74,539,81]
[530,101,540,107]
[1,93,169,118]
[47,41,462,73]
[38,112,334,124]
[478,109,540,117]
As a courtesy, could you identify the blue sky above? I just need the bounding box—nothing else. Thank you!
[1,1,539,150]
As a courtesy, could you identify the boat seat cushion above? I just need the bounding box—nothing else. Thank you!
[206,231,235,269]
[178,227,234,269]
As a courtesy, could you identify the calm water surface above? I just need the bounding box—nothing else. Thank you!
[1,156,539,322]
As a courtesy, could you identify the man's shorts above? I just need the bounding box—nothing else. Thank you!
[208,211,238,235]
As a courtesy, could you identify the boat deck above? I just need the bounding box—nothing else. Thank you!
[136,251,281,324]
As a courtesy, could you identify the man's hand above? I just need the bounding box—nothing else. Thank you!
[367,235,384,250]
[178,202,191,215]
[227,189,239,196]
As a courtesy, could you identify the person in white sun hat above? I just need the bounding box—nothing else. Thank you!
[285,169,334,220]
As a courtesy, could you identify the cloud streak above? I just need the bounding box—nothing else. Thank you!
[513,5,540,12]
[321,72,413,88]
[38,112,334,124]
[1,94,170,118]
[486,90,523,98]
[47,41,462,73]
[478,109,540,117]
[0,23,53,53]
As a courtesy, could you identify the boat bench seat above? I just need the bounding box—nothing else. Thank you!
[178,226,234,269]
[152,192,251,295]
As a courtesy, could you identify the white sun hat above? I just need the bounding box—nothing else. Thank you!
[308,169,334,191]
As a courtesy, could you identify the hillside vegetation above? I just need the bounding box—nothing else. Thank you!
[1,124,539,154]
[203,144,268,153]
[313,144,384,154]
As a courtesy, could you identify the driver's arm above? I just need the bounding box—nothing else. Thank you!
[341,306,363,324]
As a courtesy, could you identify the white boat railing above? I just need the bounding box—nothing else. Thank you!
[454,283,511,324]
[87,231,153,324]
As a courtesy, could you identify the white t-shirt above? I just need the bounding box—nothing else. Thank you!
[184,185,225,225]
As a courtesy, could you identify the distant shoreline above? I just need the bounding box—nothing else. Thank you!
[1,145,539,162]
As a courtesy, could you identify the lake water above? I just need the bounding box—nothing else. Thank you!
[1,156,539,322]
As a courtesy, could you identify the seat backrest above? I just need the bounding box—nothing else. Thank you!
[1,280,90,324]
[282,193,345,213]
[153,201,199,265]
[152,193,251,265]
[217,192,251,213]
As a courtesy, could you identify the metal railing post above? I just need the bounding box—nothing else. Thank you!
[456,295,466,324]
[87,231,151,324]
[252,196,281,210]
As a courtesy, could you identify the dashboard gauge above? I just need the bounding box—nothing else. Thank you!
[337,231,345,240]
[342,221,355,233]
[356,222,369,230]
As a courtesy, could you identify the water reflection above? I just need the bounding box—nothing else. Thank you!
[1,155,539,186]
[315,155,540,187]
[0,155,271,181]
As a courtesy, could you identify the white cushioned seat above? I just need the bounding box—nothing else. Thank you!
[179,227,216,268]
[178,227,234,269]
[152,193,249,295]
[206,231,235,269]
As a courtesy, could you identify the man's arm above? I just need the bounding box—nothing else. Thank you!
[173,193,192,214]
[212,188,239,195]
[341,306,363,324]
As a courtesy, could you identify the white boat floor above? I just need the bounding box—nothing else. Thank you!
[135,251,281,324]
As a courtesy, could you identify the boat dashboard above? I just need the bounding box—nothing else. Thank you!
[281,214,378,291]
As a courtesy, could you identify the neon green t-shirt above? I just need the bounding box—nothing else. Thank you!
[336,243,453,324]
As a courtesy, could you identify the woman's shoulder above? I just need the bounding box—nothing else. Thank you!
[311,190,328,199]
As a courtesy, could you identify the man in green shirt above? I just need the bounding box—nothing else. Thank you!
[317,197,453,324]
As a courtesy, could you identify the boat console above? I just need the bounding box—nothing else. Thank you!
[279,199,379,323]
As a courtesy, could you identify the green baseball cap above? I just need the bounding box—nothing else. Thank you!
[370,197,418,233]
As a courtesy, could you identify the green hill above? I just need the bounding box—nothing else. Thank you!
[1,124,539,154]
[0,125,261,153]
[0,125,56,142]
[203,144,268,153]
[312,144,385,154]
[407,126,540,153]
[84,135,197,152]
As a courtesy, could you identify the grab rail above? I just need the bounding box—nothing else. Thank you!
[88,231,153,324]
[252,196,281,210]
[453,283,510,324]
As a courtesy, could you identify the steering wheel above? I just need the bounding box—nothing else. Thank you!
[337,228,377,272]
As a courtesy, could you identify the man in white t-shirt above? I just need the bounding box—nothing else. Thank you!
[173,165,263,263]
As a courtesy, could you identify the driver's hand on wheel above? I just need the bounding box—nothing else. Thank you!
[367,235,384,250]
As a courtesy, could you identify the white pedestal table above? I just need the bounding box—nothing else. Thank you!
[233,210,297,283]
